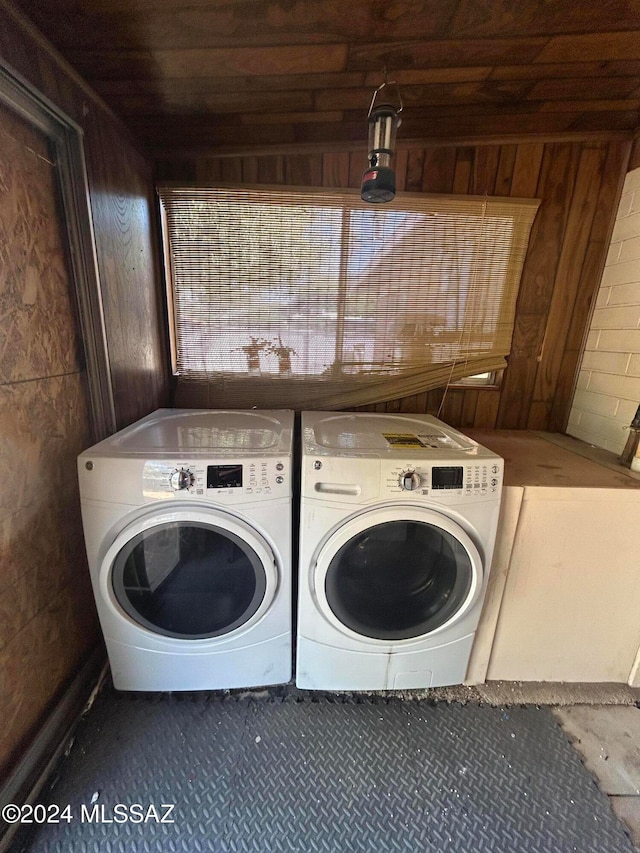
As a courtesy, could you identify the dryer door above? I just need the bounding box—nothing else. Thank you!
[314,507,483,642]
[102,508,278,640]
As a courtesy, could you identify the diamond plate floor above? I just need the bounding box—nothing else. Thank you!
[20,688,635,853]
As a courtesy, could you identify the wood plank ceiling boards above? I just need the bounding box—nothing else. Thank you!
[10,0,640,155]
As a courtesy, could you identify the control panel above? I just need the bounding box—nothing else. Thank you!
[383,460,502,500]
[305,455,502,504]
[143,459,289,501]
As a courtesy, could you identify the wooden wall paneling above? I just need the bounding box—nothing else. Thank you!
[0,10,46,97]
[193,158,222,182]
[242,156,259,183]
[590,138,633,243]
[159,158,196,182]
[396,392,427,413]
[509,142,545,197]
[460,389,480,427]
[421,146,457,193]
[452,146,474,193]
[405,149,426,192]
[497,142,581,427]
[393,148,409,193]
[546,243,603,426]
[220,157,243,182]
[257,155,285,183]
[82,105,170,428]
[426,388,445,416]
[285,153,323,186]
[527,144,607,430]
[348,150,364,187]
[498,314,547,429]
[156,159,179,181]
[629,135,640,171]
[469,144,501,195]
[163,157,195,181]
[548,139,632,431]
[493,144,517,195]
[439,388,465,425]
[392,394,413,412]
[474,389,500,428]
[322,151,350,187]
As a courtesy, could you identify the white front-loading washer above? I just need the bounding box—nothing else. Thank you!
[78,408,293,692]
[296,411,503,691]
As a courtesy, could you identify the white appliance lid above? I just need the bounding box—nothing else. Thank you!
[311,414,474,452]
[112,410,286,452]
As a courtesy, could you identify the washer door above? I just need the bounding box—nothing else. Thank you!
[314,507,483,642]
[102,508,278,640]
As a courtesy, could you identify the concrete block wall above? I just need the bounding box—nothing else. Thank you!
[568,167,640,454]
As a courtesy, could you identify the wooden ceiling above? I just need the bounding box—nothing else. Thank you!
[14,0,640,154]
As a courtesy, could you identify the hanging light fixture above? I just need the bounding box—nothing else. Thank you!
[360,77,403,204]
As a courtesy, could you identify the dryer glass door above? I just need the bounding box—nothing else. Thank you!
[112,521,268,639]
[321,511,481,641]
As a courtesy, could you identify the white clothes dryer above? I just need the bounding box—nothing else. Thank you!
[296,411,503,691]
[78,409,293,692]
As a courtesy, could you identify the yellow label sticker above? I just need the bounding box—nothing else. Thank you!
[383,433,427,448]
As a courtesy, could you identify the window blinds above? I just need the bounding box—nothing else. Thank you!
[159,186,539,410]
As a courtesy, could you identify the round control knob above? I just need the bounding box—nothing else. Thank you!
[400,471,421,491]
[170,468,194,491]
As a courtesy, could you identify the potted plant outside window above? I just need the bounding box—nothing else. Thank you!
[268,336,297,377]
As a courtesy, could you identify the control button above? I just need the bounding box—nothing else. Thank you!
[491,478,498,486]
[170,468,194,490]
[276,462,284,471]
[275,476,284,484]
[491,464,500,474]
[399,471,421,491]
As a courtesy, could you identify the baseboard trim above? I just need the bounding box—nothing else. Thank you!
[0,647,106,852]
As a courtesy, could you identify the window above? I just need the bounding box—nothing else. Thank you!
[159,186,539,409]
[454,371,502,388]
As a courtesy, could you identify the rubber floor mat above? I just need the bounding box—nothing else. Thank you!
[20,688,635,853]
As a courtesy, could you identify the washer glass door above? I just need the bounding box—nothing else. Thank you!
[112,520,268,639]
[321,510,481,641]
